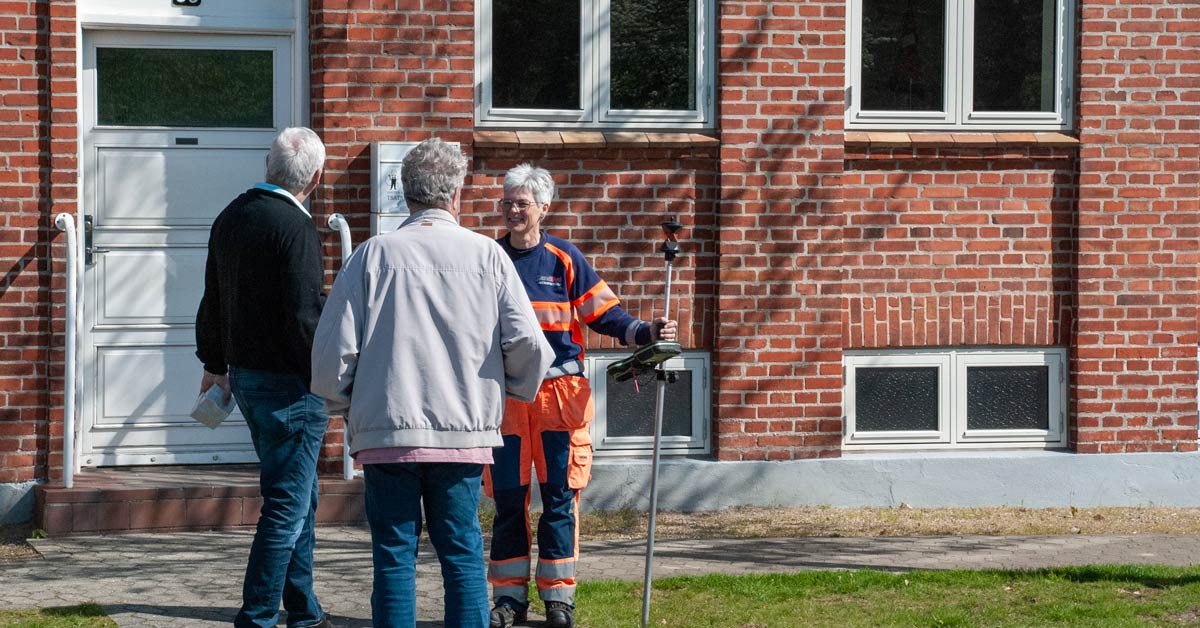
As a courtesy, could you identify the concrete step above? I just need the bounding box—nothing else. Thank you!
[34,465,364,535]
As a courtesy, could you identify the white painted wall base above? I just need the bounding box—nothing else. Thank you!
[581,451,1200,512]
[0,482,36,525]
[11,451,1198,524]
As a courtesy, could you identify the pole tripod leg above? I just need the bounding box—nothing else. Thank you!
[641,257,674,628]
[641,369,669,627]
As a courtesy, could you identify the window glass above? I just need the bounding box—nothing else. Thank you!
[855,367,939,431]
[96,48,273,128]
[605,370,694,438]
[611,0,696,110]
[860,0,944,111]
[973,0,1055,112]
[492,0,581,109]
[967,365,1049,430]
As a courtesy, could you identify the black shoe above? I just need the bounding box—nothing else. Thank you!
[544,601,574,628]
[296,616,333,628]
[489,601,526,628]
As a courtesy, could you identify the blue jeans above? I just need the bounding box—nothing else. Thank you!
[229,368,329,628]
[364,462,489,628]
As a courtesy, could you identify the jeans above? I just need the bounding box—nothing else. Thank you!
[364,462,489,628]
[229,368,329,628]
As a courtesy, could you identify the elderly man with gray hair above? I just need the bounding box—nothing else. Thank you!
[311,138,552,627]
[196,126,333,628]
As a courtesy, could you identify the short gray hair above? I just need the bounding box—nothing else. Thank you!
[402,138,468,208]
[503,163,555,206]
[265,127,325,193]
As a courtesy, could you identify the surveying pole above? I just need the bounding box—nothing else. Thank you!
[607,218,684,628]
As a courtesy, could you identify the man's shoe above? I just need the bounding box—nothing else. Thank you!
[544,601,574,628]
[489,601,526,628]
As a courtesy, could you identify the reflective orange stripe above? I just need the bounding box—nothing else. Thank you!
[532,301,570,313]
[543,242,575,291]
[491,577,529,588]
[532,301,573,330]
[573,281,619,323]
[535,578,577,589]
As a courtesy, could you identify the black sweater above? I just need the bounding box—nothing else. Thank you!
[195,187,325,383]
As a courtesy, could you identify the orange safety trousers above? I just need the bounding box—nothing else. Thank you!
[483,376,594,608]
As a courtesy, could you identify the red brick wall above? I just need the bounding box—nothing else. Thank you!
[0,0,76,483]
[309,0,476,247]
[713,0,846,460]
[6,0,1199,489]
[1074,0,1199,453]
[842,147,1078,349]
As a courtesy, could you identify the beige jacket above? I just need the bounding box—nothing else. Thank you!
[310,208,553,454]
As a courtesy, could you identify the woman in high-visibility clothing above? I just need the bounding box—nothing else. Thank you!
[484,164,677,628]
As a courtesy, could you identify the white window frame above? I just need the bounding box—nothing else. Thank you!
[585,350,711,456]
[475,0,716,129]
[844,352,954,446]
[845,0,1074,131]
[844,348,1067,450]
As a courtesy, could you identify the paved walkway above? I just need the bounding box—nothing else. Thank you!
[4,528,1200,627]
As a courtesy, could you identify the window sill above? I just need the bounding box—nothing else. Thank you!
[473,130,720,149]
[844,131,1079,148]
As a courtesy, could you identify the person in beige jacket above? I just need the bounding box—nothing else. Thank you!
[310,138,552,628]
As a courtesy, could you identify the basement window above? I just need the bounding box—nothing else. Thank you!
[585,351,710,456]
[843,348,1067,449]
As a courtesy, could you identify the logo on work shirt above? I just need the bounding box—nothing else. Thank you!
[537,275,562,287]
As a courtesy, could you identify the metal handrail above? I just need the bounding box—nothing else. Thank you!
[54,213,80,488]
[326,213,358,480]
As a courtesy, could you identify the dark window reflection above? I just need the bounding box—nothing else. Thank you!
[861,0,944,112]
[974,0,1055,111]
[611,0,696,110]
[493,0,580,110]
[606,370,693,439]
[855,367,939,431]
[967,366,1049,430]
[97,48,273,127]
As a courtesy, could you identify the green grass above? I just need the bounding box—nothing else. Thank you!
[0,604,115,628]
[575,565,1200,627]
[7,568,1200,627]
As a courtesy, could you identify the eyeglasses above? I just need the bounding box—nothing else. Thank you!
[499,199,535,210]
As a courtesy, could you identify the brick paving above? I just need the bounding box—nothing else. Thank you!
[3,528,1200,627]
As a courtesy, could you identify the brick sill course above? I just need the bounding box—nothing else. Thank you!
[844,131,1080,148]
[473,130,720,149]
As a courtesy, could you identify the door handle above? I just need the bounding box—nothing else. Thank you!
[84,215,111,265]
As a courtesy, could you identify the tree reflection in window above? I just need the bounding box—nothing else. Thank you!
[860,0,944,112]
[492,0,580,110]
[973,0,1055,112]
[611,0,696,111]
[97,48,273,127]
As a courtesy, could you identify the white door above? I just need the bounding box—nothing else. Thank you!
[79,30,296,466]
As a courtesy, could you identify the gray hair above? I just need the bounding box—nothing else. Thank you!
[503,163,555,206]
[265,127,326,193]
[402,138,468,208]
